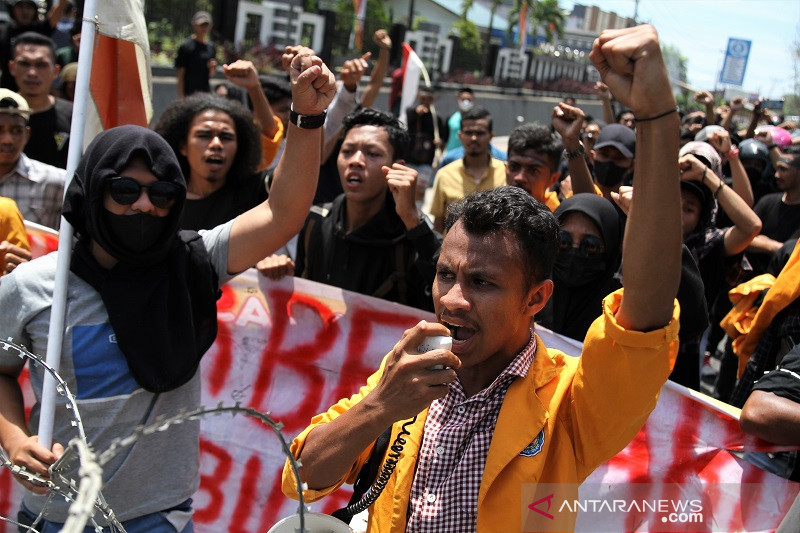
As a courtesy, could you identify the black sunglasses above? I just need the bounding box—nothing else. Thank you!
[107,176,181,209]
[558,231,605,258]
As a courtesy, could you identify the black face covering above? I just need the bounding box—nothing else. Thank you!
[104,212,169,254]
[63,125,221,392]
[593,160,629,187]
[553,248,607,287]
[539,194,623,341]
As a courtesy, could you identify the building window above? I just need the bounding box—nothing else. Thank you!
[244,13,262,42]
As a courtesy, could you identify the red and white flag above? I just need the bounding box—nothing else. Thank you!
[85,0,152,140]
[398,42,427,128]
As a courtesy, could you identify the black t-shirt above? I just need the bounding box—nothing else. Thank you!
[25,98,72,169]
[179,172,268,231]
[0,19,54,91]
[752,344,800,403]
[404,106,448,165]
[750,193,800,275]
[174,38,216,96]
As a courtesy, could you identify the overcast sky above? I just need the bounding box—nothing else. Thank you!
[561,0,800,99]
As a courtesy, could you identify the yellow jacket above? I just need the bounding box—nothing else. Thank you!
[282,290,679,532]
[720,239,800,377]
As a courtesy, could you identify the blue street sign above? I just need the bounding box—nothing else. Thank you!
[719,38,751,86]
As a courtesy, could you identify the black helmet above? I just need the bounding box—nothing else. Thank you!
[739,139,770,165]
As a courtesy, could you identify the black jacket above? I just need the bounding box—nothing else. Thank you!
[295,192,442,311]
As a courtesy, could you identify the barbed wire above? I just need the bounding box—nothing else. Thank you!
[0,338,122,532]
[0,338,309,533]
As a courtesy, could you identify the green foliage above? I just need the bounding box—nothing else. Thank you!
[507,0,565,46]
[451,19,482,54]
[460,0,474,19]
[450,18,483,72]
[144,0,213,65]
[329,0,391,55]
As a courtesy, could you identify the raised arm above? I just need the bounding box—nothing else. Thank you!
[223,60,279,139]
[707,128,754,206]
[694,90,715,125]
[721,97,743,131]
[552,103,595,195]
[361,29,392,109]
[47,0,69,29]
[595,81,615,125]
[679,154,761,256]
[225,52,335,273]
[590,25,681,332]
[321,55,368,160]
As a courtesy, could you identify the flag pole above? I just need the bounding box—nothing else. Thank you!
[38,0,99,449]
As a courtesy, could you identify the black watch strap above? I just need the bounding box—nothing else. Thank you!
[290,105,327,129]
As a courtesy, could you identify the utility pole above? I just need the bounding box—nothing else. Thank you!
[408,0,415,29]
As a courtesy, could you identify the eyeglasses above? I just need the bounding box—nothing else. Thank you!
[107,177,181,209]
[684,116,704,125]
[558,231,605,258]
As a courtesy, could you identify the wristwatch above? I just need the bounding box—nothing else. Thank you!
[563,142,585,161]
[289,105,327,129]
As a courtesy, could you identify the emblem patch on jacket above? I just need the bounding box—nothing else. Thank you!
[520,429,545,457]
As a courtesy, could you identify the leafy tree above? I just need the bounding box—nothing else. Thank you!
[483,0,506,74]
[508,0,565,47]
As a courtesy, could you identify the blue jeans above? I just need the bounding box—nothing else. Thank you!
[18,499,194,533]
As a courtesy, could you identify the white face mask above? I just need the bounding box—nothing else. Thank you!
[458,99,474,112]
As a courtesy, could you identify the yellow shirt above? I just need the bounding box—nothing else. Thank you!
[429,158,507,223]
[282,289,680,532]
[257,116,285,171]
[0,197,29,250]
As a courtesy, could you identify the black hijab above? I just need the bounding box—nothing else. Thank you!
[62,125,220,392]
[540,194,622,341]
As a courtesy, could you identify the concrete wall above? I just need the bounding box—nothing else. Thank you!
[150,67,605,135]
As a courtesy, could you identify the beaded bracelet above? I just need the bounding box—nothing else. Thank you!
[634,106,679,123]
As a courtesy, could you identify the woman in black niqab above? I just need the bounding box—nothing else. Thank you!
[62,125,220,392]
[538,193,622,341]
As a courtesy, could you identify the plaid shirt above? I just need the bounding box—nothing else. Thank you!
[0,153,65,229]
[406,332,536,532]
[730,302,800,408]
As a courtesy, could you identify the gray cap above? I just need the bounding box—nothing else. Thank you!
[593,124,636,158]
[192,11,212,25]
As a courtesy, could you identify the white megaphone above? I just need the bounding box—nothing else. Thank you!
[267,511,355,533]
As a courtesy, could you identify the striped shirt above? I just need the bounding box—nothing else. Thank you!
[406,332,536,532]
[0,153,65,229]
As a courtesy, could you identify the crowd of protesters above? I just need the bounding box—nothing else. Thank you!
[0,2,799,532]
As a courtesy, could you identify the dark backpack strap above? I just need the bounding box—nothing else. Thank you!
[301,217,316,279]
[300,203,332,279]
[371,242,407,302]
[334,425,393,523]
